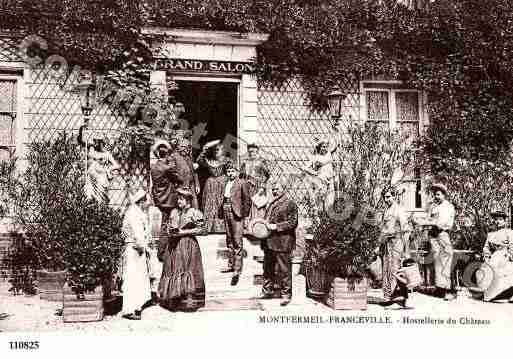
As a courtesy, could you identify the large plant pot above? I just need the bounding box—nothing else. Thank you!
[62,283,104,323]
[326,277,368,310]
[36,270,67,301]
[305,262,330,298]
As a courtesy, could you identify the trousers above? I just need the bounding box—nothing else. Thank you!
[262,248,292,299]
[223,202,244,273]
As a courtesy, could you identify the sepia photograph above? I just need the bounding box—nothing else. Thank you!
[0,0,512,355]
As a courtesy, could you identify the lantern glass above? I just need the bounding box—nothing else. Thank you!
[327,89,345,118]
[73,70,97,118]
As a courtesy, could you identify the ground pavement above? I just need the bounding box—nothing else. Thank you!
[1,234,513,333]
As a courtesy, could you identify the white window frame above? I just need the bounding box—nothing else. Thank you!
[0,64,30,167]
[361,81,425,132]
[0,73,23,156]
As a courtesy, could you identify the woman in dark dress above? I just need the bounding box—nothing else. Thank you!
[158,187,207,311]
[196,140,229,233]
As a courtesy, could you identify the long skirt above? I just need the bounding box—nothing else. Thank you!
[159,235,206,311]
[202,176,226,233]
[121,247,152,315]
[430,231,453,290]
[381,237,405,300]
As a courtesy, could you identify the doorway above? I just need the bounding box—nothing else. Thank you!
[173,80,239,208]
[174,80,238,153]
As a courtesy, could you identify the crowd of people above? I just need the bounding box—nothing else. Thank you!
[99,133,513,319]
[118,138,297,320]
[378,183,513,309]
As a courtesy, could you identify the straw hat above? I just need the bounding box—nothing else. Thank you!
[430,183,448,196]
[204,139,221,148]
[248,218,270,239]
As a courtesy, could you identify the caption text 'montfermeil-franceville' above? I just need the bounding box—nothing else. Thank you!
[258,315,491,326]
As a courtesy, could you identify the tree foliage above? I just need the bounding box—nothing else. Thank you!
[2,0,513,163]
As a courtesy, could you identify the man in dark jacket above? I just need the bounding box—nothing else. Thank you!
[167,138,200,210]
[221,162,251,285]
[262,178,298,306]
[150,140,177,233]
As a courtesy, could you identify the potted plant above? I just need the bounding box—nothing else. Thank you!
[303,122,416,309]
[10,133,83,301]
[61,196,125,323]
[319,208,380,310]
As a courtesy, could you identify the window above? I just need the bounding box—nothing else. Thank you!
[0,78,17,157]
[363,82,424,210]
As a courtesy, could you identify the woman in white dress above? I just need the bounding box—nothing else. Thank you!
[78,125,120,204]
[120,189,152,320]
[303,138,338,216]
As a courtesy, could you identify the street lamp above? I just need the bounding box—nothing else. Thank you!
[73,70,97,123]
[327,89,346,123]
[72,70,97,192]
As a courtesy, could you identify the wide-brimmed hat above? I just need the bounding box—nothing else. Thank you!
[247,142,259,150]
[430,183,448,196]
[490,210,508,219]
[204,139,221,149]
[249,218,270,239]
[129,189,147,204]
[176,186,194,199]
[151,139,172,157]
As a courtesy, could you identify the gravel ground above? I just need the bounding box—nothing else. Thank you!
[3,234,513,332]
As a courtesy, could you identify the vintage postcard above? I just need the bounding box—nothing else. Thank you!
[1,0,513,356]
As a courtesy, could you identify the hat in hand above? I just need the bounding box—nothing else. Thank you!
[249,218,270,239]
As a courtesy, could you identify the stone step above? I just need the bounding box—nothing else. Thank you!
[155,234,309,311]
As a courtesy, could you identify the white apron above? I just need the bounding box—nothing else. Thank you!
[121,205,152,314]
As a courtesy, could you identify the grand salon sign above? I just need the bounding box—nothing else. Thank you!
[154,58,256,74]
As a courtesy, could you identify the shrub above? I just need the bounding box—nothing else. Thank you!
[306,209,380,280]
[12,133,83,271]
[304,123,416,280]
[62,197,125,294]
[9,132,126,294]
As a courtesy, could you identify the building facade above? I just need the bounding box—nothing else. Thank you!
[0,28,428,219]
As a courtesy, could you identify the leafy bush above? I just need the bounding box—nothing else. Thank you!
[304,123,416,280]
[12,133,83,271]
[10,133,125,294]
[306,209,380,280]
[62,197,125,294]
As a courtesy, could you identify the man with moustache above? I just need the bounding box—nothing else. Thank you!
[261,178,299,306]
